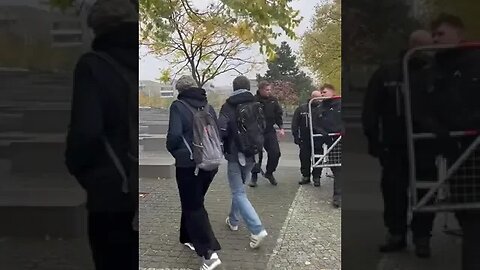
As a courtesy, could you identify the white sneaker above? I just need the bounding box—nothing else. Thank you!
[200,252,222,270]
[249,230,268,249]
[226,217,239,231]
[183,242,195,251]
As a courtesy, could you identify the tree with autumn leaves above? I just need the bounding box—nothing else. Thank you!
[300,0,341,92]
[140,0,302,87]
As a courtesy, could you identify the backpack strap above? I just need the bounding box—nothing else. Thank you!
[87,51,136,193]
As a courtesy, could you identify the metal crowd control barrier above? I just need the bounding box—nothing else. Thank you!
[308,96,342,173]
[402,43,480,212]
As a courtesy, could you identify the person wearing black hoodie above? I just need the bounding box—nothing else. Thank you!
[316,85,343,208]
[250,81,285,187]
[292,90,324,187]
[65,1,138,269]
[166,75,222,270]
[218,76,269,249]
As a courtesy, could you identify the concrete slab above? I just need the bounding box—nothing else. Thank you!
[141,135,167,152]
[21,109,70,133]
[8,138,68,174]
[140,153,175,178]
[147,125,168,134]
[0,174,87,238]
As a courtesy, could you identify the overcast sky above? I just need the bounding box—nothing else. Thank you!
[139,0,326,87]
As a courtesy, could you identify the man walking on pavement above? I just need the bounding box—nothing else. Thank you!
[362,29,435,258]
[250,81,285,187]
[292,90,324,187]
[218,76,269,249]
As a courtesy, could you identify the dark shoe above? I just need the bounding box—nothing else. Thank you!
[249,174,258,187]
[313,178,321,187]
[299,176,310,185]
[264,173,278,186]
[332,198,341,208]
[414,237,431,258]
[379,234,407,253]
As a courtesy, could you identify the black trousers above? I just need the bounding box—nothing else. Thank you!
[88,211,138,270]
[176,167,221,258]
[253,131,281,176]
[456,210,480,270]
[299,140,321,178]
[380,150,435,238]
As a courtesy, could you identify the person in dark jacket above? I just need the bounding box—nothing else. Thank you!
[362,29,436,258]
[218,76,268,249]
[166,75,222,270]
[65,1,138,269]
[428,14,480,270]
[317,84,343,207]
[292,90,324,186]
[249,81,285,187]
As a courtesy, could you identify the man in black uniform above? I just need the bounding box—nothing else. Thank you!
[292,90,324,187]
[316,85,343,207]
[419,14,480,270]
[249,81,285,187]
[362,30,436,258]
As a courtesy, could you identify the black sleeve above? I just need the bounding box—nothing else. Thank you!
[65,57,105,176]
[166,102,184,154]
[274,100,284,129]
[291,106,301,140]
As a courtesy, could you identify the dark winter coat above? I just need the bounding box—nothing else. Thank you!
[65,22,137,212]
[218,89,256,163]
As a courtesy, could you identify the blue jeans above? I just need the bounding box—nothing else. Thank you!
[227,161,264,235]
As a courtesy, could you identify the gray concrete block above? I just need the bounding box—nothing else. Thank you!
[140,163,175,179]
[147,125,168,134]
[0,205,87,238]
[9,141,68,174]
[142,136,167,152]
[0,183,87,238]
[21,109,70,133]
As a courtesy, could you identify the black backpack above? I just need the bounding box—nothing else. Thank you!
[235,102,266,157]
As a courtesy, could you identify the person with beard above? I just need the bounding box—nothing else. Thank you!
[166,75,222,270]
[363,30,436,258]
[65,0,138,269]
[249,81,285,187]
[218,76,269,249]
[293,90,324,187]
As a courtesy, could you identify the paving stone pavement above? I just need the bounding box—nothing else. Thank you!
[266,183,341,270]
[140,163,341,270]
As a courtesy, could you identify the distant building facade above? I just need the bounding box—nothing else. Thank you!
[139,80,176,98]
